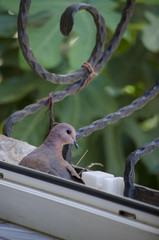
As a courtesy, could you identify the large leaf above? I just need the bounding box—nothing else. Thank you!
[0,71,57,104]
[123,117,159,174]
[12,108,49,146]
[141,12,159,52]
[103,125,126,176]
[2,39,19,67]
[19,14,63,69]
[0,0,75,69]
[0,0,73,15]
[66,0,127,69]
[0,0,123,70]
[0,14,17,37]
[136,0,159,4]
[66,10,96,70]
[0,76,36,104]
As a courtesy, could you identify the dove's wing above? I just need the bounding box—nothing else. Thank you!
[19,148,59,176]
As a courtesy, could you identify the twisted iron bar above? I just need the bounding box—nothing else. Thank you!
[76,80,159,139]
[3,0,136,136]
[95,0,136,71]
[18,1,106,84]
[124,137,159,199]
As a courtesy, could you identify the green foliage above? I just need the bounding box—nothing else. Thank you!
[141,11,159,52]
[0,0,159,189]
[0,14,17,37]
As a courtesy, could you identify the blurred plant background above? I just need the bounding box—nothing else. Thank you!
[0,0,159,189]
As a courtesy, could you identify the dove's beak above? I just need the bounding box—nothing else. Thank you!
[74,139,79,149]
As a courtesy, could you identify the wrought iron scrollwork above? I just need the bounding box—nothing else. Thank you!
[18,1,106,84]
[3,0,137,137]
[124,136,159,198]
[124,137,159,206]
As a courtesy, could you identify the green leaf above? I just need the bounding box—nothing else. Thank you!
[67,0,122,69]
[12,108,49,146]
[0,0,71,15]
[0,0,20,14]
[0,0,75,69]
[136,0,159,4]
[0,14,17,37]
[19,14,63,69]
[0,0,122,70]
[141,12,159,52]
[0,71,56,104]
[103,125,125,176]
[123,118,159,174]
[67,10,96,69]
[0,76,36,104]
[2,39,19,67]
[120,0,159,4]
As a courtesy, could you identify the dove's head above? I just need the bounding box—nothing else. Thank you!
[49,123,79,149]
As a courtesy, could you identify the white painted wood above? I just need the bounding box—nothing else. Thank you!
[0,165,158,240]
[0,220,58,240]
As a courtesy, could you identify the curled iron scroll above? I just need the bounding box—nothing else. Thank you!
[124,137,159,200]
[3,0,136,137]
[18,0,106,84]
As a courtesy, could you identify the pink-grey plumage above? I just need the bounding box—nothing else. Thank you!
[19,123,83,183]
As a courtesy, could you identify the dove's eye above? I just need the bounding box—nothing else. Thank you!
[66,129,72,134]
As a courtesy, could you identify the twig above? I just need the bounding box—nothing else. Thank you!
[79,163,104,176]
[75,149,88,167]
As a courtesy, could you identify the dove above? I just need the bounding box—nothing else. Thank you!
[19,123,83,183]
